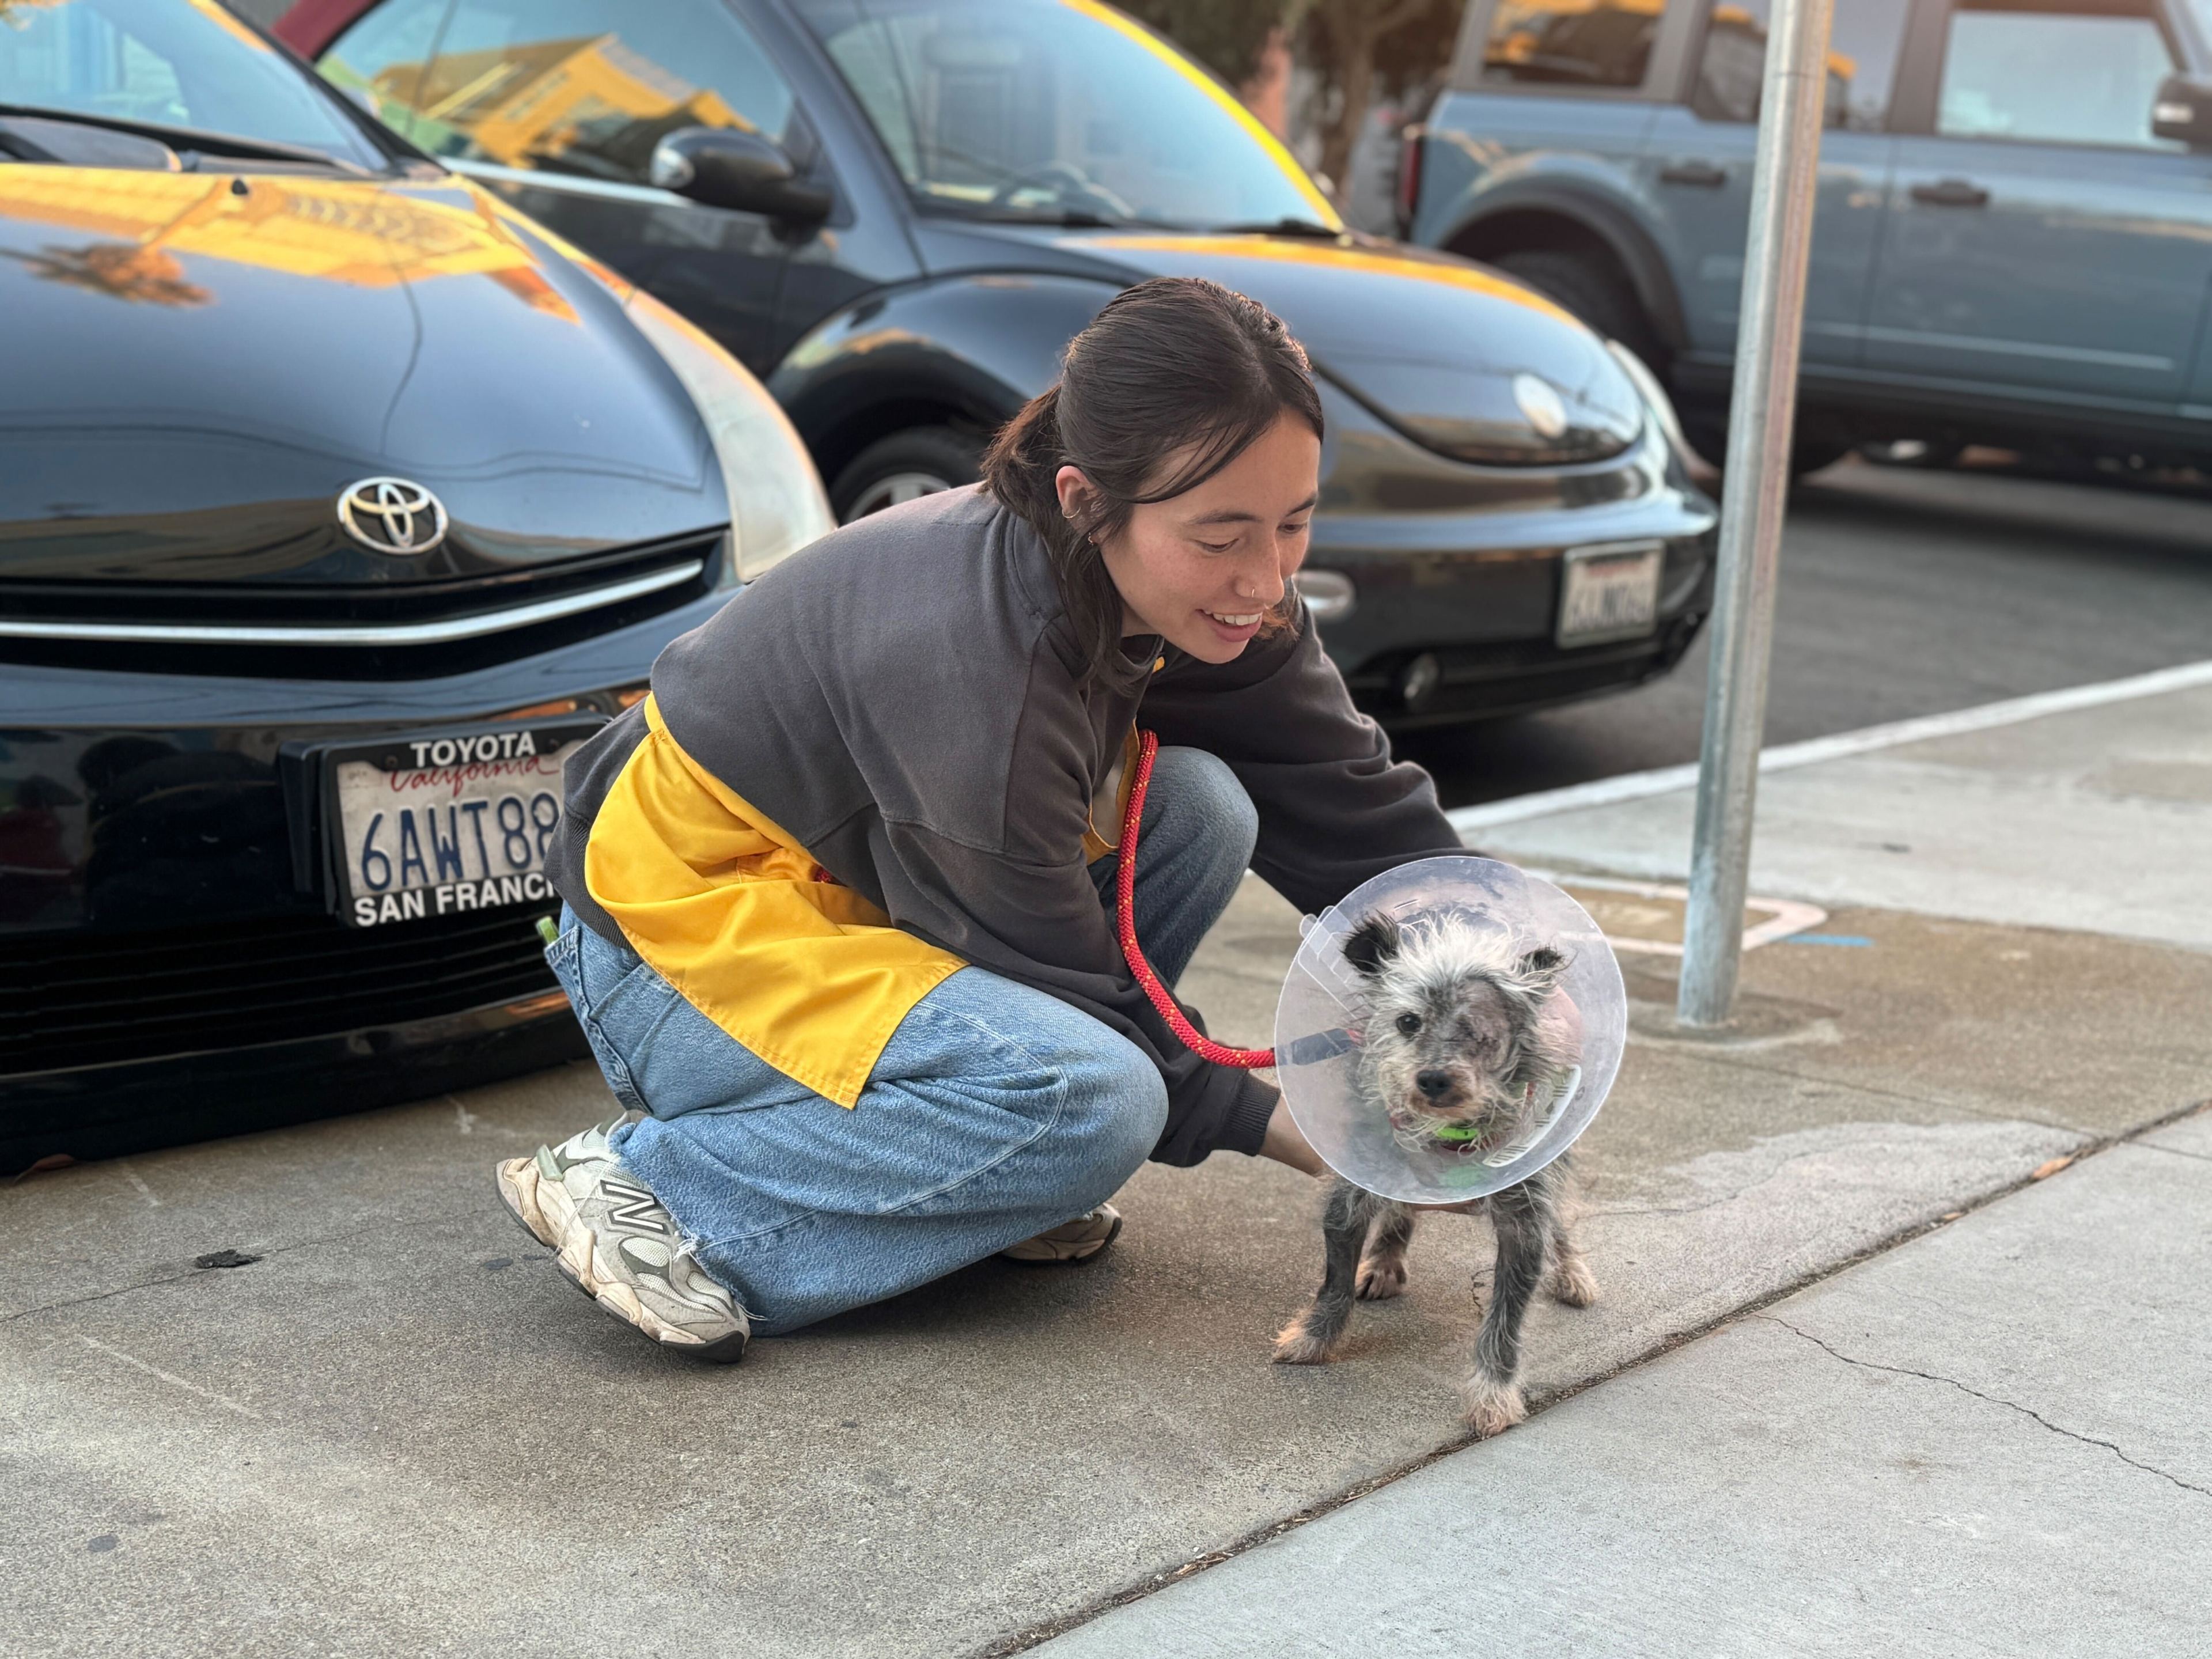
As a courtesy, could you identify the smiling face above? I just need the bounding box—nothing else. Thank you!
[1054,412,1320,664]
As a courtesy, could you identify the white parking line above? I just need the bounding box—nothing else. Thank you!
[1448,656,2212,835]
[81,1336,261,1421]
[1521,869,1828,957]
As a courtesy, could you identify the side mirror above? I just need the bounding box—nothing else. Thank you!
[649,126,831,222]
[2152,74,2212,147]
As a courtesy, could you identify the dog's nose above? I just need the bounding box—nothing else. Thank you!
[1415,1069,1454,1099]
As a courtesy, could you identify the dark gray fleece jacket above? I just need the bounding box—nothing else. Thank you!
[545,484,1464,1164]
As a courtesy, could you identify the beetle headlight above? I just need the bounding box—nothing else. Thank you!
[625,289,834,583]
[1606,339,1688,461]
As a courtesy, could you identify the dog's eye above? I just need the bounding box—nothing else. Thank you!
[1395,1012,1422,1036]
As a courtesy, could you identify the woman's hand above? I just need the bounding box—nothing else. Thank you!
[1258,1099,1327,1177]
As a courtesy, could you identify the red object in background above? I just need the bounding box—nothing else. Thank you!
[1396,123,1425,234]
[270,0,361,57]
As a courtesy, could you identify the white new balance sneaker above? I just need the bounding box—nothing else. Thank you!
[496,1115,619,1251]
[999,1202,1123,1264]
[496,1122,749,1362]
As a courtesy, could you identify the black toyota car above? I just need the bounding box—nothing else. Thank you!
[0,0,834,1172]
[279,0,1719,729]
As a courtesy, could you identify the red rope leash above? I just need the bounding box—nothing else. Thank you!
[1115,730,1277,1069]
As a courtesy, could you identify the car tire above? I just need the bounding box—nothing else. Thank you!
[830,427,983,524]
[1682,412,1853,480]
[1490,248,1664,373]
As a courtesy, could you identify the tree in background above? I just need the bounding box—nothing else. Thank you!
[1126,0,1470,206]
[1118,0,1287,90]
[1300,0,1464,200]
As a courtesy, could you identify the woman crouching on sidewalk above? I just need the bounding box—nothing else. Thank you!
[499,277,1466,1358]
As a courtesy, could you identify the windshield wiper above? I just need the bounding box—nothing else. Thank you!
[965,207,1123,228]
[964,207,1187,230]
[1211,216,1346,239]
[0,104,364,171]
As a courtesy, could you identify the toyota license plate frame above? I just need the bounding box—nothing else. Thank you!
[1556,541,1665,647]
[317,716,605,929]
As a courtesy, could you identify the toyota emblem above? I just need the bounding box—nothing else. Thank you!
[337,477,448,555]
[1512,373,1570,441]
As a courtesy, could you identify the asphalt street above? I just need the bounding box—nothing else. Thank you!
[1404,457,2212,807]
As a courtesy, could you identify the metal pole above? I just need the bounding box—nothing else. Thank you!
[1676,0,1835,1028]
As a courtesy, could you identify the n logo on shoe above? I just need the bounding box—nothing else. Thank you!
[602,1176,671,1236]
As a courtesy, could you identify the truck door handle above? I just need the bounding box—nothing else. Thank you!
[1659,160,1727,188]
[1910,178,1989,208]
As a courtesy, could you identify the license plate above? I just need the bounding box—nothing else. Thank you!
[323,718,603,928]
[1557,541,1664,646]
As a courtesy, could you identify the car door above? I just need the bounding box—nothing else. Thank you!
[1637,0,1910,372]
[317,0,816,373]
[1863,0,2212,408]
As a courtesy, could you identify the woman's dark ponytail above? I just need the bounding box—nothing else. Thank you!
[984,382,1067,543]
[983,277,1324,688]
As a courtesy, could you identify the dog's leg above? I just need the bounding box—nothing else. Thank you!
[1274,1179,1373,1364]
[1461,1176,1551,1435]
[1356,1205,1414,1300]
[1544,1158,1599,1308]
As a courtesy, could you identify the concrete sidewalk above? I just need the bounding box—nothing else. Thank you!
[1463,670,2212,953]
[6,677,2207,1658]
[1031,1106,2212,1657]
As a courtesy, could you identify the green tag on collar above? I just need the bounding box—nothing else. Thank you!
[1430,1123,1479,1143]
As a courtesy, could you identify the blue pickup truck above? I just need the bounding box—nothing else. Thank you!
[1404,0,2212,474]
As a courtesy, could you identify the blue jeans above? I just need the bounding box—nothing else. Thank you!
[543,746,1259,1335]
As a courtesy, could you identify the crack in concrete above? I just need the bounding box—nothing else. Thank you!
[2138,1139,2212,1166]
[1635,1038,2101,1137]
[0,1207,493,1327]
[1592,1146,1875,1218]
[1592,1127,2075,1221]
[1756,1315,2212,1500]
[0,1270,198,1327]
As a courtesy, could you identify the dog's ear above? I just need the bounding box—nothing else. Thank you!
[1343,912,1402,978]
[1516,944,1569,990]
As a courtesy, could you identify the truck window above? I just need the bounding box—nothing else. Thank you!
[1691,0,1910,130]
[1479,1,1661,90]
[1936,2,2179,150]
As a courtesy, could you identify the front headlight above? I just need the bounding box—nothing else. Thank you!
[1606,339,1688,461]
[625,289,835,583]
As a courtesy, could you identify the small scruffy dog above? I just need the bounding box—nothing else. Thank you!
[1272,910,1598,1437]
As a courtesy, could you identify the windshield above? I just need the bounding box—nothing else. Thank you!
[793,0,1336,230]
[0,0,381,168]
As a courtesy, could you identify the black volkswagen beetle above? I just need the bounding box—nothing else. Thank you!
[282,0,1718,728]
[0,0,833,1172]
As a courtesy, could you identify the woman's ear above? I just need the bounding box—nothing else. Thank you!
[1054,464,1096,527]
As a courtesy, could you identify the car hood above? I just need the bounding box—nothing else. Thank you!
[1039,230,1643,467]
[0,168,724,584]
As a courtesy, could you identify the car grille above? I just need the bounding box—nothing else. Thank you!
[0,906,563,1077]
[0,530,721,634]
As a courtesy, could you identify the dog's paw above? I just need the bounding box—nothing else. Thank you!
[1548,1255,1599,1308]
[1271,1319,1338,1365]
[1355,1256,1408,1300]
[1459,1377,1527,1438]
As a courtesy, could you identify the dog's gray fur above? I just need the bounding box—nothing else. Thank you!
[1272,910,1597,1436]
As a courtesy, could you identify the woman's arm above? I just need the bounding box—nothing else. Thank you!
[1141,606,1467,918]
[1259,1099,1327,1176]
